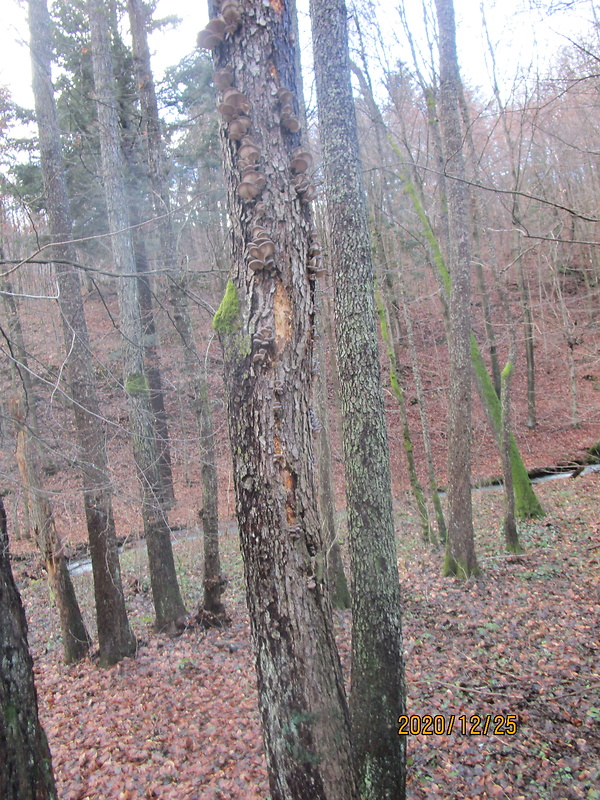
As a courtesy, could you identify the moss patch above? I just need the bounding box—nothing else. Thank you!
[213,281,240,335]
[125,373,150,397]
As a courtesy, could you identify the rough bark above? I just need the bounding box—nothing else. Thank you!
[434,0,479,578]
[87,0,186,632]
[208,0,359,796]
[127,0,226,619]
[28,0,136,666]
[310,0,406,796]
[0,495,58,800]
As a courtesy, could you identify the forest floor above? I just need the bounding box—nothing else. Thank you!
[11,468,600,800]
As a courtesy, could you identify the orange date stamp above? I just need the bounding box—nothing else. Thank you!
[397,714,518,736]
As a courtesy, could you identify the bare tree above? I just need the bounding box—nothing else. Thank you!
[28,0,136,665]
[310,0,406,796]
[87,0,186,632]
[434,0,479,577]
[127,0,226,620]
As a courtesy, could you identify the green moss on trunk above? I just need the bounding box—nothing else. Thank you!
[213,281,240,334]
[443,550,481,579]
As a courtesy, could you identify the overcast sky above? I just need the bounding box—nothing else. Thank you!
[0,0,592,113]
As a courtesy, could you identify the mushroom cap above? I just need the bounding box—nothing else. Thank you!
[213,68,234,90]
[244,170,266,189]
[277,88,294,104]
[290,155,311,174]
[251,225,268,240]
[238,142,260,162]
[258,239,275,260]
[217,102,236,121]
[291,149,312,170]
[223,88,247,108]
[248,259,266,272]
[197,29,222,49]
[221,2,241,27]
[293,175,310,193]
[253,202,267,217]
[228,117,251,140]
[248,246,263,261]
[282,116,301,133]
[301,186,318,203]
[205,17,227,36]
[238,181,261,201]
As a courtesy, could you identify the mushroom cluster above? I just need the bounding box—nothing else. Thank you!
[216,86,252,143]
[290,147,317,203]
[238,136,261,169]
[252,325,275,365]
[246,225,275,271]
[197,0,242,48]
[278,87,300,133]
[306,235,327,279]
[238,167,267,202]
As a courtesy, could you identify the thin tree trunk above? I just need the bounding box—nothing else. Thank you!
[28,0,136,665]
[127,0,226,619]
[208,0,359,796]
[87,0,186,632]
[434,0,479,578]
[458,85,502,397]
[310,0,406,796]
[396,268,448,543]
[376,291,433,544]
[500,359,521,553]
[131,215,174,507]
[397,168,544,518]
[514,232,537,429]
[314,284,350,609]
[0,495,58,800]
[11,395,91,663]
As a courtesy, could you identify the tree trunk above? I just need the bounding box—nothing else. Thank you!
[131,216,175,507]
[314,285,350,609]
[127,0,226,620]
[87,0,186,632]
[434,0,479,578]
[397,169,544,518]
[500,360,521,553]
[11,395,91,664]
[28,0,136,666]
[0,495,58,800]
[207,0,359,796]
[310,0,406,796]
[376,291,433,544]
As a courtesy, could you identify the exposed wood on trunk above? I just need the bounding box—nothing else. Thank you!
[208,0,359,795]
